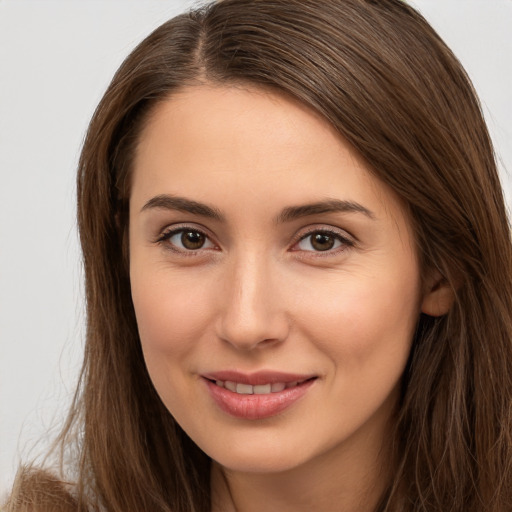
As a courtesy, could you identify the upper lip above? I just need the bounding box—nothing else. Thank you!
[202,370,317,386]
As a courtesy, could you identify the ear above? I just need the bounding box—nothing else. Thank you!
[421,270,456,317]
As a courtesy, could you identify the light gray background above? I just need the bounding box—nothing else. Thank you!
[1,0,511,499]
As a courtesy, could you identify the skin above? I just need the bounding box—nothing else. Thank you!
[128,84,443,512]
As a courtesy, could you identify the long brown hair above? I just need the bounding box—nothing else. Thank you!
[6,1,512,510]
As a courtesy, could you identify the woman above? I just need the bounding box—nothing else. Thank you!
[6,0,512,511]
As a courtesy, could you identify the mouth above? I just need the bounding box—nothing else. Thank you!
[206,377,316,395]
[202,372,318,420]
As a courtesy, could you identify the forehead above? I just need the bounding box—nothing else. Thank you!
[135,84,350,170]
[130,84,406,227]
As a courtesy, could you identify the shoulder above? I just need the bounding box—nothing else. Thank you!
[3,467,81,512]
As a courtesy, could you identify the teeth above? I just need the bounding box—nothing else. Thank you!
[271,382,286,392]
[225,381,237,392]
[236,383,253,394]
[214,380,306,394]
[253,384,271,394]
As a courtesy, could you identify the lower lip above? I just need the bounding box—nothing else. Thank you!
[204,378,316,420]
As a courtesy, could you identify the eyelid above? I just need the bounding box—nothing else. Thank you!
[290,225,355,254]
[153,222,355,256]
[155,223,218,253]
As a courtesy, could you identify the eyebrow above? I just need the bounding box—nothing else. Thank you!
[141,195,224,221]
[141,194,375,223]
[275,199,375,223]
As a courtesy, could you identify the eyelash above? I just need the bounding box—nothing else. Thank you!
[155,225,355,256]
[156,225,217,256]
[291,227,354,256]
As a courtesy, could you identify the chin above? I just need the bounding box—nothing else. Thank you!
[214,451,308,474]
[197,429,324,475]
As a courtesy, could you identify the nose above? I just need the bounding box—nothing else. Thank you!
[215,253,290,351]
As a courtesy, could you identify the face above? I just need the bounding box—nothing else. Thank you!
[129,85,425,474]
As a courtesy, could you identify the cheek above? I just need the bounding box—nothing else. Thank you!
[130,267,215,368]
[293,272,420,437]
[129,267,219,416]
[294,265,421,371]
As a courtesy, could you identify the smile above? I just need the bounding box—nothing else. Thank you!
[202,373,317,420]
[212,379,310,395]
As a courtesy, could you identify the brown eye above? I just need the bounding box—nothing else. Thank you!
[296,230,349,253]
[310,233,335,251]
[160,228,215,252]
[181,230,206,250]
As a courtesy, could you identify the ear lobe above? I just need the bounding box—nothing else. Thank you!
[421,271,456,317]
